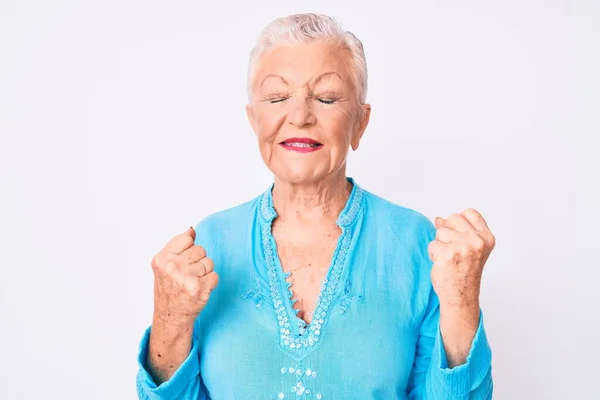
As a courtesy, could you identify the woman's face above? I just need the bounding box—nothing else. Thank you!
[246,40,371,185]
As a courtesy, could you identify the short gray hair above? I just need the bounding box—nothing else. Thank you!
[247,13,368,104]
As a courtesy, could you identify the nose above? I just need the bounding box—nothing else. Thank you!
[287,96,317,127]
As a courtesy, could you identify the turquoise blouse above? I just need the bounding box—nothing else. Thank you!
[136,178,493,399]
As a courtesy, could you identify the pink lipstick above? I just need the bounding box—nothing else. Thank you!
[279,137,323,153]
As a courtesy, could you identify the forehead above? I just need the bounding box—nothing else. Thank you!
[253,40,353,87]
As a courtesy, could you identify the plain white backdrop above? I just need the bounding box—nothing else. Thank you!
[1,0,598,398]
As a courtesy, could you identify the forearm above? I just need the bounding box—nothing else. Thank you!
[439,302,480,368]
[147,316,195,384]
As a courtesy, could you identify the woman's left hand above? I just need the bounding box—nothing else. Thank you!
[428,208,496,309]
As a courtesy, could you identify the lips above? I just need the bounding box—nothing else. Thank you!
[279,137,323,153]
[280,137,322,146]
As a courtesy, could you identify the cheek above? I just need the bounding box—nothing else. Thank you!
[255,109,285,143]
[320,108,356,144]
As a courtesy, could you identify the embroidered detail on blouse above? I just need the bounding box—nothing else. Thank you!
[280,365,321,399]
[336,184,364,228]
[259,178,364,357]
[338,280,364,314]
[260,183,277,222]
[241,276,264,310]
[259,178,363,228]
[262,223,353,351]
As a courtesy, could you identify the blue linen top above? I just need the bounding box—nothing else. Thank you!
[136,178,493,399]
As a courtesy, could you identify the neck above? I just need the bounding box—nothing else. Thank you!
[271,170,352,224]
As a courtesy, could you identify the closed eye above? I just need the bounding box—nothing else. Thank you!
[317,98,337,104]
[269,98,287,104]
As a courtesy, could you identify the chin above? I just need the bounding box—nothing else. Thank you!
[271,165,325,185]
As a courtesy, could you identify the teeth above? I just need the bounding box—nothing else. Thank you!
[285,143,318,148]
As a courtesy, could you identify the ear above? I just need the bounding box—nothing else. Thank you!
[245,103,258,136]
[350,103,371,151]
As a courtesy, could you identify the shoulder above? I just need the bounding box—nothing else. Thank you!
[195,195,259,231]
[192,193,261,249]
[362,189,436,243]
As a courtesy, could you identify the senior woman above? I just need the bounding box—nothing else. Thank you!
[136,13,495,400]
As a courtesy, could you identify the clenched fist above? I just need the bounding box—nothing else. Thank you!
[428,208,496,308]
[151,227,219,327]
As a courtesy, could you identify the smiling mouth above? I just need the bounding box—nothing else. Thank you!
[281,142,322,148]
[279,138,323,147]
[279,138,323,153]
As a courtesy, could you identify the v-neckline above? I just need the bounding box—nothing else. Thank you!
[258,177,365,358]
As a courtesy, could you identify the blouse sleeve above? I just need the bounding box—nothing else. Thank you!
[407,288,493,399]
[135,322,208,400]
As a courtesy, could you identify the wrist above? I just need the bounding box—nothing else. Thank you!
[438,302,481,368]
[153,304,198,325]
[439,298,480,314]
[438,287,480,310]
[147,320,194,384]
[439,302,480,345]
[151,313,196,343]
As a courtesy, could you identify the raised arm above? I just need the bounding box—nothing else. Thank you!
[408,209,496,399]
[136,226,219,399]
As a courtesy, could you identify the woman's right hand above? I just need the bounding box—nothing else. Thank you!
[151,227,219,329]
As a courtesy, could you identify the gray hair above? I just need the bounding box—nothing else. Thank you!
[247,13,368,105]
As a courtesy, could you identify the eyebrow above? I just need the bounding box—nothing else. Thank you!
[259,72,343,89]
[312,72,342,85]
[260,74,288,88]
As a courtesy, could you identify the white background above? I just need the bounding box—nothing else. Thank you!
[1,0,598,398]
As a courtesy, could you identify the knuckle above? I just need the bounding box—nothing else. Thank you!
[197,291,211,303]
[159,259,178,275]
[489,233,496,248]
[151,254,161,270]
[194,246,208,261]
[436,227,451,240]
[206,272,220,291]
[446,214,462,227]
[472,236,485,250]
[151,252,168,271]
[195,245,207,256]
[428,241,446,261]
[184,279,200,295]
[202,257,214,273]
[428,240,437,253]
[195,274,219,304]
[447,213,461,222]
[457,244,470,257]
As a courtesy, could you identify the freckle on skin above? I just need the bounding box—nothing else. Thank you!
[158,353,162,358]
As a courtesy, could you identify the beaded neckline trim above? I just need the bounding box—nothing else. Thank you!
[258,178,364,357]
